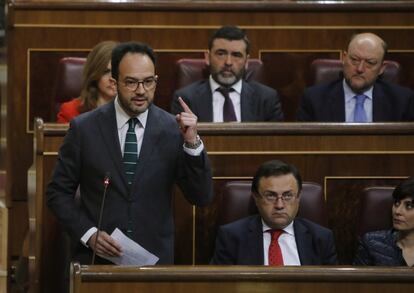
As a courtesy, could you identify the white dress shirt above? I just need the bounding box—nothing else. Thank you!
[343,79,373,122]
[262,220,301,266]
[209,76,242,122]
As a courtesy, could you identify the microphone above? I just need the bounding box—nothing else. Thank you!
[91,172,111,265]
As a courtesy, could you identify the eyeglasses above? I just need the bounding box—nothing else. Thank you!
[258,191,297,204]
[122,76,158,91]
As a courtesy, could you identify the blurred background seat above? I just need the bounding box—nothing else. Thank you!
[218,181,327,227]
[310,58,401,85]
[175,58,264,90]
[52,57,86,120]
[358,186,394,236]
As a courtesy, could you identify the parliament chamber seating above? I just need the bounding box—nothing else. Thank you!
[357,186,395,236]
[310,58,401,85]
[52,57,86,119]
[175,58,264,90]
[218,181,327,227]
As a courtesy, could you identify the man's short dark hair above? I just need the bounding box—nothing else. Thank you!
[208,25,250,55]
[392,177,414,202]
[111,42,156,81]
[251,160,303,194]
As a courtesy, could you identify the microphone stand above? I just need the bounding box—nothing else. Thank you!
[91,173,111,265]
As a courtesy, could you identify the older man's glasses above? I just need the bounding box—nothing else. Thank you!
[122,76,157,91]
[258,191,297,204]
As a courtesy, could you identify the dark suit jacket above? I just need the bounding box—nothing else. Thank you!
[171,79,284,122]
[353,229,407,266]
[297,78,414,122]
[46,101,213,264]
[211,214,337,265]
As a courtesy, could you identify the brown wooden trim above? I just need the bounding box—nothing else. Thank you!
[41,122,414,136]
[9,0,414,12]
[75,265,414,283]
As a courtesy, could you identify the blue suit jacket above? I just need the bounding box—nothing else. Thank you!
[47,101,213,264]
[297,78,414,122]
[171,79,284,122]
[211,214,337,265]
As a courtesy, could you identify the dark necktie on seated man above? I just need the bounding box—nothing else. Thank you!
[216,87,237,122]
[353,94,368,123]
[123,118,140,186]
[268,229,284,266]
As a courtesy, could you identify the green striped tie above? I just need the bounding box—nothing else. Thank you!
[123,118,139,186]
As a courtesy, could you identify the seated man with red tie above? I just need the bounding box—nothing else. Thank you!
[297,32,414,122]
[211,160,337,265]
[171,25,283,122]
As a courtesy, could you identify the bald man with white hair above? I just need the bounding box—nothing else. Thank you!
[297,32,414,122]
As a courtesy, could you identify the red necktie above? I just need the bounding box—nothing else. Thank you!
[268,229,284,266]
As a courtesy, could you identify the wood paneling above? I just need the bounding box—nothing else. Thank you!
[8,1,414,291]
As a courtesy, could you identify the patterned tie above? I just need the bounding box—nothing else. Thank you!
[123,118,139,186]
[216,87,237,122]
[353,94,367,123]
[268,229,284,266]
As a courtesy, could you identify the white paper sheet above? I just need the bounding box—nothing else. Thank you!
[102,228,159,265]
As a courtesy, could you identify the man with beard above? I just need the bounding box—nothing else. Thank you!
[171,26,283,122]
[297,32,414,122]
[47,42,213,266]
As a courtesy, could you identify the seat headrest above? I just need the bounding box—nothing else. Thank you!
[310,59,401,85]
[358,186,394,236]
[218,181,327,227]
[54,57,87,103]
[175,58,264,89]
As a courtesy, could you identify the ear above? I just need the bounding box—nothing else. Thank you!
[342,51,348,65]
[245,54,250,70]
[204,51,210,66]
[251,191,261,204]
[379,61,386,75]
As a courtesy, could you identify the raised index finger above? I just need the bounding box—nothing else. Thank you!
[178,97,194,114]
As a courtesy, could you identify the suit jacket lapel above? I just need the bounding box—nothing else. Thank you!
[97,102,128,187]
[194,82,213,122]
[247,215,265,265]
[372,82,389,121]
[240,81,255,121]
[329,82,346,122]
[294,219,315,265]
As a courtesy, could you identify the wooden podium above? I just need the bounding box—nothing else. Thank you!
[29,119,414,293]
[70,264,414,293]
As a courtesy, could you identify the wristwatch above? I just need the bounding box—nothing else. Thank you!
[184,135,202,149]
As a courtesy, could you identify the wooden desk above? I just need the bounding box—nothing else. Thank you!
[29,119,414,293]
[70,264,414,293]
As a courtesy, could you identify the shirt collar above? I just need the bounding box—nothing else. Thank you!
[209,75,243,95]
[261,218,295,236]
[114,95,148,129]
[343,78,373,103]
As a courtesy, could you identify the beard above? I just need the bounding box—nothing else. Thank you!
[212,68,244,87]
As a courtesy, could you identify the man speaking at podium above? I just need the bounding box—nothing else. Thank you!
[47,42,213,265]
